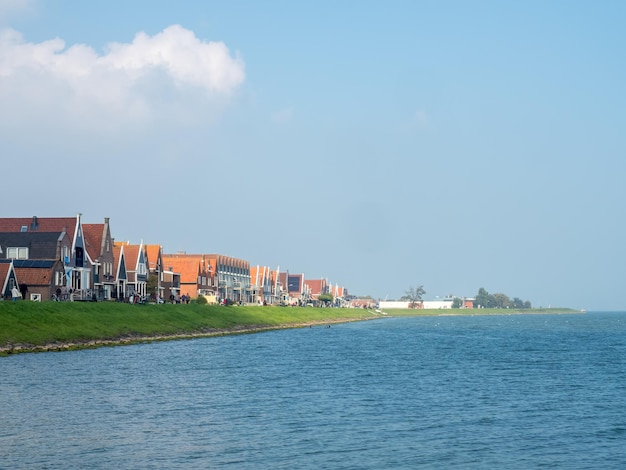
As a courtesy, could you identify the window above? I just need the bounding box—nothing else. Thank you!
[7,247,28,259]
[75,247,84,267]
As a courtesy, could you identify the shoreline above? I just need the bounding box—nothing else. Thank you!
[0,307,582,356]
[0,317,374,356]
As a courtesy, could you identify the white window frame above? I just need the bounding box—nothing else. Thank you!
[7,247,28,259]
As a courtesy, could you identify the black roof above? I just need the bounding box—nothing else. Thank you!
[0,259,57,268]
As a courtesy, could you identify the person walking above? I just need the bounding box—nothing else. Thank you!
[11,286,20,301]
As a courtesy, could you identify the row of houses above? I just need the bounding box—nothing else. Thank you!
[0,214,349,304]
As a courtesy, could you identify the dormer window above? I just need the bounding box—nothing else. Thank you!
[20,226,27,232]
[7,247,28,259]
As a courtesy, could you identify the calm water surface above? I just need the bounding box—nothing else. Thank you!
[1,312,626,469]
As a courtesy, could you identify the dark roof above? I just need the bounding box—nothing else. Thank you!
[0,232,66,260]
[0,259,57,268]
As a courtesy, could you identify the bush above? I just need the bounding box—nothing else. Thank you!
[196,295,208,305]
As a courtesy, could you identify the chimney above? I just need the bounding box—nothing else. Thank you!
[30,216,39,231]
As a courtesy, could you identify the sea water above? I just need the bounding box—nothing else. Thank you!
[1,312,625,469]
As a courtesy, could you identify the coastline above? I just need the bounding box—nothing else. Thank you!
[0,304,582,356]
[0,317,373,355]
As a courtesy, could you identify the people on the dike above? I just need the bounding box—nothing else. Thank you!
[11,286,20,301]
[20,283,28,300]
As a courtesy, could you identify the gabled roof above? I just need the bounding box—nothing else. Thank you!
[278,271,288,289]
[0,263,11,291]
[112,244,127,281]
[82,223,104,262]
[0,217,77,234]
[0,261,17,295]
[250,265,271,287]
[331,285,347,298]
[14,266,55,287]
[304,279,326,295]
[0,231,67,260]
[144,244,162,271]
[119,244,141,272]
[161,254,205,284]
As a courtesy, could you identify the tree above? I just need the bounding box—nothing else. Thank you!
[452,297,463,308]
[318,293,333,305]
[402,285,426,309]
[475,287,491,308]
[477,288,532,309]
[146,273,158,298]
[492,293,512,309]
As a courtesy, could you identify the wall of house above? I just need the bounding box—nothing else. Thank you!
[379,301,410,309]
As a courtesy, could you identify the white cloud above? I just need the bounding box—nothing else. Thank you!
[0,25,245,130]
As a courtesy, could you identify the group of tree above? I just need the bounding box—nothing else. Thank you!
[400,284,531,309]
[474,287,531,309]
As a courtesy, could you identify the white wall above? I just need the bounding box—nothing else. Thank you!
[422,300,453,309]
[379,301,409,309]
[379,300,454,309]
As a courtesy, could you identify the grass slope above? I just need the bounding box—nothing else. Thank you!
[0,302,581,355]
[0,302,379,353]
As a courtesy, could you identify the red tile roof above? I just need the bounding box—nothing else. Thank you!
[83,223,104,261]
[120,243,140,271]
[14,267,52,286]
[144,245,161,271]
[161,254,203,284]
[0,217,77,234]
[0,264,10,286]
[304,279,326,295]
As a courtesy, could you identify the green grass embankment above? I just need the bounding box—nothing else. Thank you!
[0,302,582,355]
[0,302,382,354]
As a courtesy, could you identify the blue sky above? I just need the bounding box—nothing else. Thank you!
[1,1,625,310]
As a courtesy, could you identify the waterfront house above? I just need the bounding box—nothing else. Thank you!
[287,272,307,304]
[161,253,212,300]
[304,278,329,302]
[0,215,92,299]
[144,244,163,301]
[112,243,128,301]
[114,242,149,300]
[250,265,273,304]
[11,259,65,301]
[83,218,115,300]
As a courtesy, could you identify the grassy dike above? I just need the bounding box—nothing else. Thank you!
[0,302,581,355]
[0,302,382,355]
